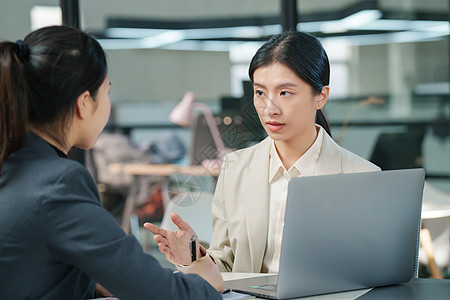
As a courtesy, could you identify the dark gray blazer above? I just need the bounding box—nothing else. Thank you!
[0,132,220,300]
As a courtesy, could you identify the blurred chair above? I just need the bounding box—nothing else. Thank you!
[160,191,214,248]
[85,133,159,225]
[369,127,426,170]
[85,133,144,220]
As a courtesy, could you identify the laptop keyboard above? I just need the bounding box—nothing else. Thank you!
[251,284,277,292]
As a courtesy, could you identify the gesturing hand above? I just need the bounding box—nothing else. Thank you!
[144,213,199,266]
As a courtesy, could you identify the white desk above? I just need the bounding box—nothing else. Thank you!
[222,273,370,299]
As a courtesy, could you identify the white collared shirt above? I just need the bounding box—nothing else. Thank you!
[262,125,324,273]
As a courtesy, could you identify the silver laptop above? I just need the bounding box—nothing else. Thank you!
[225,169,425,299]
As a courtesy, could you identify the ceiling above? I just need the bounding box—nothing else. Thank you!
[79,0,449,50]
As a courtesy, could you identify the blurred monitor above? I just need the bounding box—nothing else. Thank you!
[370,127,425,170]
[189,82,268,166]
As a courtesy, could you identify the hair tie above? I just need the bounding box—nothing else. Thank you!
[15,40,29,59]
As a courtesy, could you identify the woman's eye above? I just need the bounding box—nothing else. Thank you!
[280,91,292,96]
[255,90,264,97]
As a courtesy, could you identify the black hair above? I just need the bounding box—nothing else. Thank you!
[248,30,332,136]
[0,25,107,171]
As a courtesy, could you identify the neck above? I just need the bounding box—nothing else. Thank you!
[30,128,70,155]
[274,125,318,170]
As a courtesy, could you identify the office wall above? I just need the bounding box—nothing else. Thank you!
[349,44,389,97]
[106,48,231,103]
[0,0,36,41]
[0,0,232,103]
[416,39,449,84]
[351,40,449,97]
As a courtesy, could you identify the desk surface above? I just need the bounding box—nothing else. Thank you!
[222,273,450,300]
[108,162,220,177]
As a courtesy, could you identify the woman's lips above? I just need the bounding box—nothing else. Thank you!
[266,121,285,132]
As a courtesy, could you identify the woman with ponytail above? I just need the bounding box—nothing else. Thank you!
[0,26,223,299]
[146,31,380,273]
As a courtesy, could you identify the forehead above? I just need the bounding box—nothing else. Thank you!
[253,62,306,87]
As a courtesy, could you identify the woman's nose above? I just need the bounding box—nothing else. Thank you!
[265,97,281,116]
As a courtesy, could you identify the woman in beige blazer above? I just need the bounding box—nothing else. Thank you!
[145,31,380,273]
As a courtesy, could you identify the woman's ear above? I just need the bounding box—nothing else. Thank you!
[315,86,329,110]
[74,91,92,120]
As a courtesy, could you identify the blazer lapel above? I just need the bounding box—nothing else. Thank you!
[244,138,271,272]
[315,133,344,175]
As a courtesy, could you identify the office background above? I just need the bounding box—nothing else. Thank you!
[2,0,447,191]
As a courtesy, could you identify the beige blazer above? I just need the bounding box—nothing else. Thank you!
[207,133,380,272]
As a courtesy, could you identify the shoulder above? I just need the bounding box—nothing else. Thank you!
[42,157,99,203]
[339,146,380,172]
[226,137,271,160]
[11,136,98,200]
[321,133,380,173]
[30,146,95,185]
[222,137,271,170]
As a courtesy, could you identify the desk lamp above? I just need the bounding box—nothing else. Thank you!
[169,91,227,172]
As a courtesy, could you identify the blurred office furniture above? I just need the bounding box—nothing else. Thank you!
[188,85,267,168]
[334,96,386,145]
[189,113,223,166]
[369,127,426,170]
[189,112,265,166]
[170,91,228,167]
[139,130,186,164]
[108,163,219,238]
[160,191,214,248]
[85,133,153,220]
[420,182,450,279]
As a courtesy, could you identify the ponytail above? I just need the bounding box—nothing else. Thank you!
[316,109,332,137]
[0,26,108,173]
[0,41,29,172]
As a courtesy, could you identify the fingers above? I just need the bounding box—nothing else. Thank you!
[159,244,170,256]
[157,242,176,263]
[153,234,169,246]
[170,213,192,232]
[154,235,173,252]
[143,222,167,237]
[154,238,174,260]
